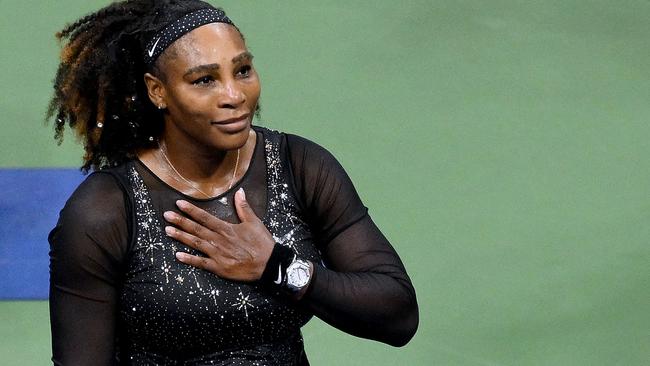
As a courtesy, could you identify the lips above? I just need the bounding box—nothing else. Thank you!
[211,113,250,133]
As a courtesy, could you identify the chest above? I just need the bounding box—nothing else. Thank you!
[117,135,321,358]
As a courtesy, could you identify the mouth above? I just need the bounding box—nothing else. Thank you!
[210,113,250,133]
[212,113,250,125]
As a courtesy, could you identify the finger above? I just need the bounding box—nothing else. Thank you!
[163,210,209,238]
[234,188,259,223]
[165,225,219,257]
[175,200,230,232]
[175,252,219,273]
[164,209,226,242]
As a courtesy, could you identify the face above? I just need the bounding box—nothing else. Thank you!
[145,23,261,152]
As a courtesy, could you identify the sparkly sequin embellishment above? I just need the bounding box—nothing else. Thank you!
[118,129,320,364]
[143,8,233,66]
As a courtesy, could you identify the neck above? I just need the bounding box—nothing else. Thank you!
[160,136,234,184]
[157,129,254,196]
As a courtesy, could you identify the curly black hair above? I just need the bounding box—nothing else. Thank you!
[47,0,228,172]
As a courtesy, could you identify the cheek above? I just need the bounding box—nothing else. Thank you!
[245,79,261,104]
[172,92,214,118]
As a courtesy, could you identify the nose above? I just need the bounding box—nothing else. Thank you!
[218,80,245,109]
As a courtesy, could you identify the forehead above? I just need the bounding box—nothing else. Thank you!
[161,23,246,70]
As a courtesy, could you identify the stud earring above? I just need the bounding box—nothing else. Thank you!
[97,122,104,128]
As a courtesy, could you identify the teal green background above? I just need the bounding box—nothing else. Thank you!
[1,0,649,364]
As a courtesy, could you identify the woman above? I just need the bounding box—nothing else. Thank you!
[48,0,418,364]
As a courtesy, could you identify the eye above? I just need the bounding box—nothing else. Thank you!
[236,65,252,78]
[192,75,215,85]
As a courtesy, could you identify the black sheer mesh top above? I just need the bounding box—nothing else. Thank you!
[49,126,418,366]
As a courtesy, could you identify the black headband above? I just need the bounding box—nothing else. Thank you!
[143,8,234,66]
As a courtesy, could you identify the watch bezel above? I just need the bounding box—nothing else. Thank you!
[285,259,311,292]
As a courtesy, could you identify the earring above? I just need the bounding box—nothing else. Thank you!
[97,122,104,128]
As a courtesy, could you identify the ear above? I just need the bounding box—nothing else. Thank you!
[144,72,167,109]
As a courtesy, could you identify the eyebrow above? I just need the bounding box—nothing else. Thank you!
[183,52,254,77]
[232,51,254,64]
[184,63,219,78]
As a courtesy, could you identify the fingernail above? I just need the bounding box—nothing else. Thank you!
[237,187,246,200]
[163,211,175,221]
[176,200,189,209]
[165,226,174,235]
[176,252,188,261]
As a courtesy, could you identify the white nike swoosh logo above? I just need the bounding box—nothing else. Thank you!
[273,265,283,284]
[148,37,161,57]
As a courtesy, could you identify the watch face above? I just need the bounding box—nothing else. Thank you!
[287,260,310,290]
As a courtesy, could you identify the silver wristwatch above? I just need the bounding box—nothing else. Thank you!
[285,259,311,292]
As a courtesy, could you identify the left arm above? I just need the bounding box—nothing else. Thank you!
[301,214,419,346]
[285,134,418,346]
[163,135,418,346]
[164,193,418,347]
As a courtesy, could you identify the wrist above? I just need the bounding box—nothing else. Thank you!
[259,243,312,297]
[259,243,294,287]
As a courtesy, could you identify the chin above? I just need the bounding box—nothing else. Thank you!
[213,125,251,151]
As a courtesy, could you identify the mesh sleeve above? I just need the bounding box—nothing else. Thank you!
[286,134,419,346]
[48,172,129,365]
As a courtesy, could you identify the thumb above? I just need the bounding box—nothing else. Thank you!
[234,188,258,223]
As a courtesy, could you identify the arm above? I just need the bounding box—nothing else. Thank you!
[159,133,418,346]
[302,217,418,347]
[286,134,419,347]
[49,172,129,365]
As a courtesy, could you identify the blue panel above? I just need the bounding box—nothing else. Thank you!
[0,169,85,299]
